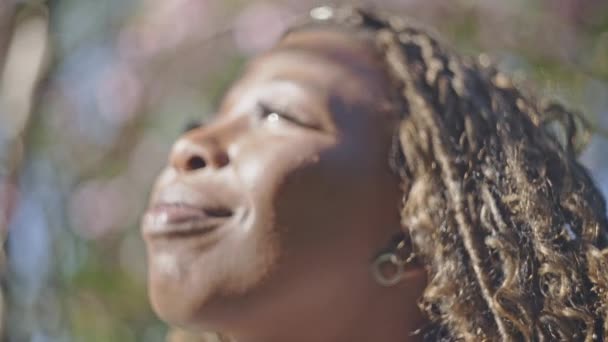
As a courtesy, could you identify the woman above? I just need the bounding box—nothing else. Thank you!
[141,5,608,341]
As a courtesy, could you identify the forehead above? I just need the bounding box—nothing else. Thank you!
[277,27,381,67]
[220,29,392,110]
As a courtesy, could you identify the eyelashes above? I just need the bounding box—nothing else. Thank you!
[258,103,286,122]
[180,103,319,133]
[258,102,317,129]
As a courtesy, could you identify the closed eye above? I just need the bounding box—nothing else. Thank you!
[258,102,318,129]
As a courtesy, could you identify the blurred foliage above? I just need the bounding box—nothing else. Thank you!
[3,0,608,340]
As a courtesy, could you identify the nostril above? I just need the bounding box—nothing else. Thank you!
[216,153,230,168]
[186,155,206,170]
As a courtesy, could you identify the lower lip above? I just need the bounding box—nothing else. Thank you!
[142,205,231,240]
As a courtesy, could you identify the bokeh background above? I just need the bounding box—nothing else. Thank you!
[1,0,608,340]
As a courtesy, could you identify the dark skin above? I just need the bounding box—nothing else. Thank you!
[142,28,428,342]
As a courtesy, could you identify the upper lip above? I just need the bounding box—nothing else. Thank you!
[142,203,233,238]
[141,183,237,239]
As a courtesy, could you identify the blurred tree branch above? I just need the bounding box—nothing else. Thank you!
[0,1,16,69]
[0,1,50,337]
[0,2,17,336]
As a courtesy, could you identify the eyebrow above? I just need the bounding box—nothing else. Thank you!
[220,75,322,115]
[269,77,322,96]
[266,77,338,131]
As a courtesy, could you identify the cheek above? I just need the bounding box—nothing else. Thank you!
[231,131,342,238]
[272,134,395,238]
[281,129,401,247]
[234,131,337,202]
[226,132,338,250]
[229,123,400,265]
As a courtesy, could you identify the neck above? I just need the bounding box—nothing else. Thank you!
[224,267,428,342]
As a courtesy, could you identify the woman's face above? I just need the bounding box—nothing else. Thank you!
[142,28,404,330]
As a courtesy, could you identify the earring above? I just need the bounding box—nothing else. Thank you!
[371,233,414,286]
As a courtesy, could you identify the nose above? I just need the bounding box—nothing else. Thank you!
[169,128,231,173]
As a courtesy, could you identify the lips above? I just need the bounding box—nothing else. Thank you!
[142,202,233,239]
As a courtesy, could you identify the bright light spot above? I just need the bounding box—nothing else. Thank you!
[310,6,334,20]
[266,113,279,123]
[563,223,577,240]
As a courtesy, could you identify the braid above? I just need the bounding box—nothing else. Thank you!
[308,5,608,341]
[375,26,510,340]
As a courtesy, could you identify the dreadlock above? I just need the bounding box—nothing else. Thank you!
[181,5,608,342]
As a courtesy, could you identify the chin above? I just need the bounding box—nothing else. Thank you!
[145,226,282,329]
[146,251,217,328]
[149,284,202,328]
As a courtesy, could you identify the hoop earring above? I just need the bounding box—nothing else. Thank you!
[371,233,414,286]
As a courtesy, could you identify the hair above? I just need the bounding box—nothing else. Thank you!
[184,5,608,342]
